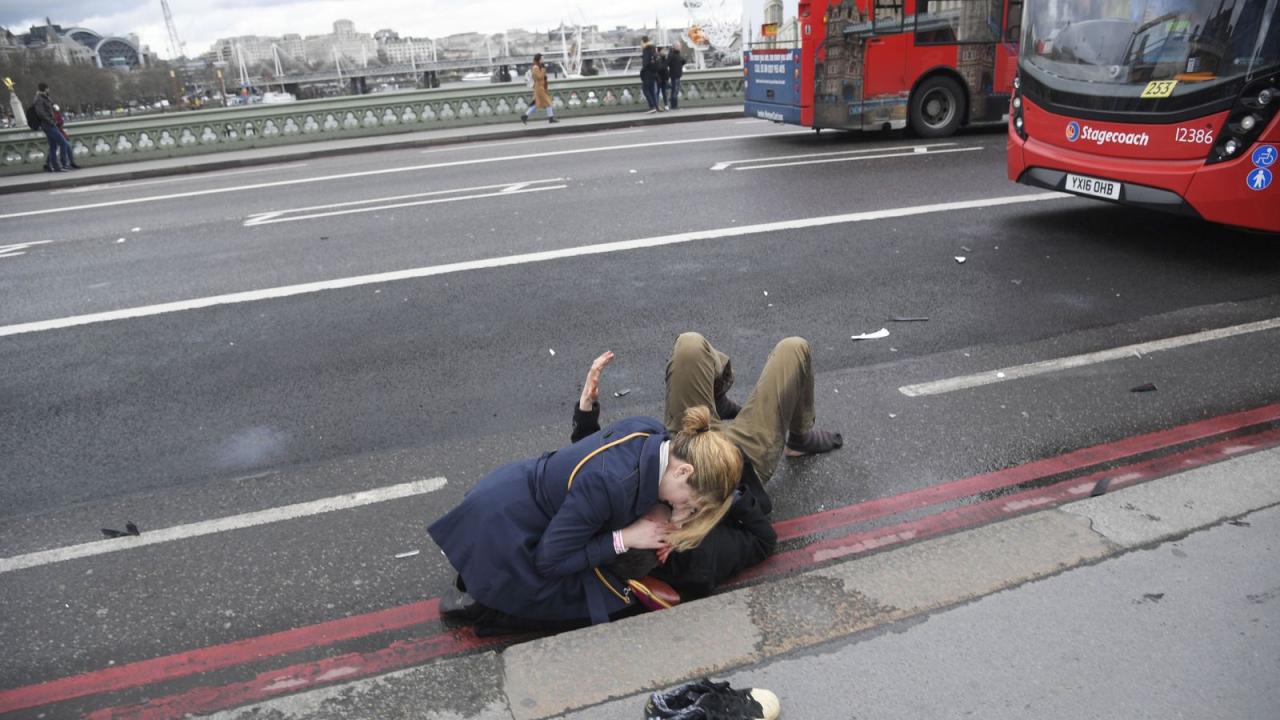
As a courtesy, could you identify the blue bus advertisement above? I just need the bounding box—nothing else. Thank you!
[744,48,802,125]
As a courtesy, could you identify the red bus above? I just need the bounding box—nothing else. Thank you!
[744,0,1023,137]
[1007,0,1280,232]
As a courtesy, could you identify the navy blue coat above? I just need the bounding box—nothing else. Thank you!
[428,416,666,624]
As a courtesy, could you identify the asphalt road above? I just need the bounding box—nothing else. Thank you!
[1,117,1278,713]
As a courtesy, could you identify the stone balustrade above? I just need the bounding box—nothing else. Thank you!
[0,69,743,175]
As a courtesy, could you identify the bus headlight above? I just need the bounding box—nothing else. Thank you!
[1013,96,1021,110]
[1259,88,1273,106]
[1014,116,1024,130]
[1010,72,1027,140]
[1207,74,1279,165]
[1223,139,1241,155]
[1239,114,1257,131]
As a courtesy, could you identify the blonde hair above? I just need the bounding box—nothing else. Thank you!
[665,405,742,551]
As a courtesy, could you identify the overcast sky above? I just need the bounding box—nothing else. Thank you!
[1,1,743,59]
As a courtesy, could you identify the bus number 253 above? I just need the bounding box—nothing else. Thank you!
[1175,127,1214,144]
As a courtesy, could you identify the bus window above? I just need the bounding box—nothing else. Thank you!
[1005,0,1024,41]
[916,0,1004,44]
[874,0,905,32]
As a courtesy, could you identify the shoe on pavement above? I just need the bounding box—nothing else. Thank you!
[646,108,659,114]
[645,678,779,720]
[548,117,559,123]
[521,114,528,125]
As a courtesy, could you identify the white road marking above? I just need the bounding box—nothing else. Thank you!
[0,241,53,258]
[0,192,1066,338]
[711,142,959,170]
[47,163,311,194]
[898,317,1280,397]
[419,128,645,152]
[733,145,983,171]
[243,179,567,226]
[0,477,448,574]
[0,130,811,221]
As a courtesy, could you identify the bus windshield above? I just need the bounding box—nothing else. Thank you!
[1022,0,1279,91]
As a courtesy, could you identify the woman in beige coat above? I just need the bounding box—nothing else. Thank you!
[521,53,558,124]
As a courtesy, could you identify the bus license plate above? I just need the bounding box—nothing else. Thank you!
[1065,174,1122,200]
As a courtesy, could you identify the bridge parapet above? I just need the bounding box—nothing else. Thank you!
[0,69,743,176]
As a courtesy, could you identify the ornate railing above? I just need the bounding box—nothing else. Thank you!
[0,69,743,175]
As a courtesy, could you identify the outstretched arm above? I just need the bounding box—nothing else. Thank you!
[571,351,613,443]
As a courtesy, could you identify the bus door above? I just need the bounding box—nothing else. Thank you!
[863,0,910,129]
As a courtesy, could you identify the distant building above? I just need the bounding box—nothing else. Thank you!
[1,22,151,68]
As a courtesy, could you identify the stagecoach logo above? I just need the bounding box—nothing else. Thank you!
[1065,121,1151,147]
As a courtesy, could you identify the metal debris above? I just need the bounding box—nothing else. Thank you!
[613,388,631,397]
[890,316,929,322]
[394,550,421,559]
[1130,383,1157,393]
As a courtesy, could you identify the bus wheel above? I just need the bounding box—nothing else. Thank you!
[910,76,965,138]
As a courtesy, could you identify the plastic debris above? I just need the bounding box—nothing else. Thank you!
[130,227,141,233]
[613,388,631,397]
[954,256,967,264]
[394,550,420,559]
[629,169,638,173]
[995,371,1006,378]
[116,238,126,243]
[1090,477,1112,496]
[891,316,929,322]
[850,328,890,341]
[763,291,769,296]
[101,521,140,539]
[549,348,555,356]
[1130,383,1157,393]
[960,246,972,253]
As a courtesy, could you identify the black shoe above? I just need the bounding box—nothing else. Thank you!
[521,114,528,125]
[645,678,778,720]
[67,163,81,170]
[548,117,559,123]
[439,585,485,621]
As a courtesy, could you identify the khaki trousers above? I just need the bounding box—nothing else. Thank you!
[663,333,815,484]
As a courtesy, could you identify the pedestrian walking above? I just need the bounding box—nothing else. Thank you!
[32,83,77,172]
[520,53,558,124]
[667,45,688,110]
[640,36,661,113]
[656,47,671,110]
[429,404,742,632]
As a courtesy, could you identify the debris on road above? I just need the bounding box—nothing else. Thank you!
[1130,383,1157,393]
[549,348,556,356]
[891,316,929,322]
[961,246,972,253]
[394,550,420,559]
[613,388,631,397]
[130,227,141,233]
[115,238,126,244]
[850,328,889,341]
[954,256,967,264]
[1090,477,1112,496]
[101,521,141,539]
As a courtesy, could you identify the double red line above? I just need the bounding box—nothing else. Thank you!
[5,402,1279,719]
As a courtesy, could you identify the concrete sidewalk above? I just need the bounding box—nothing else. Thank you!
[208,445,1280,720]
[0,106,743,196]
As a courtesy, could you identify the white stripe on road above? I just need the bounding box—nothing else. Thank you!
[734,145,983,170]
[0,477,448,574]
[244,179,567,226]
[898,317,1280,397]
[0,192,1067,338]
[711,142,959,170]
[46,163,312,194]
[419,128,645,152]
[0,130,810,221]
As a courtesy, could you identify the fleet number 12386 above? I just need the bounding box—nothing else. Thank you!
[1175,127,1214,144]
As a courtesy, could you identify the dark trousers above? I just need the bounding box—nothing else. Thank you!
[640,74,659,109]
[41,123,72,169]
[670,77,682,108]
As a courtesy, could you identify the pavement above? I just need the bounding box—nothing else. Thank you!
[0,105,742,194]
[202,442,1280,720]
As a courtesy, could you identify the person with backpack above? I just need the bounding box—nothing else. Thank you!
[667,45,688,110]
[656,47,671,110]
[639,36,661,113]
[30,83,77,172]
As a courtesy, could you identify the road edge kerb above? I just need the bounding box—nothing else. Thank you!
[0,109,744,196]
[499,446,1280,720]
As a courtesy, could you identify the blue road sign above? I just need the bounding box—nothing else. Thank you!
[1247,167,1272,191]
[1252,144,1277,168]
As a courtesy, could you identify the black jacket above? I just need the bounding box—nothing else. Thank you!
[641,44,657,77]
[571,402,777,599]
[33,92,56,126]
[668,51,687,80]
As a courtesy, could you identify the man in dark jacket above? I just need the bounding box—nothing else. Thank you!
[667,46,688,109]
[655,48,671,109]
[639,36,661,112]
[33,83,76,172]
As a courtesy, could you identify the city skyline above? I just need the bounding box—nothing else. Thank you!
[0,0,742,61]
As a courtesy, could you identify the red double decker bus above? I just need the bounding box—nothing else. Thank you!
[744,0,1023,137]
[1007,0,1280,232]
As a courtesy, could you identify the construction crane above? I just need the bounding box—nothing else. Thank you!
[159,0,186,59]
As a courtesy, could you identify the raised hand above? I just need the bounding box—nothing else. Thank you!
[579,350,614,411]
